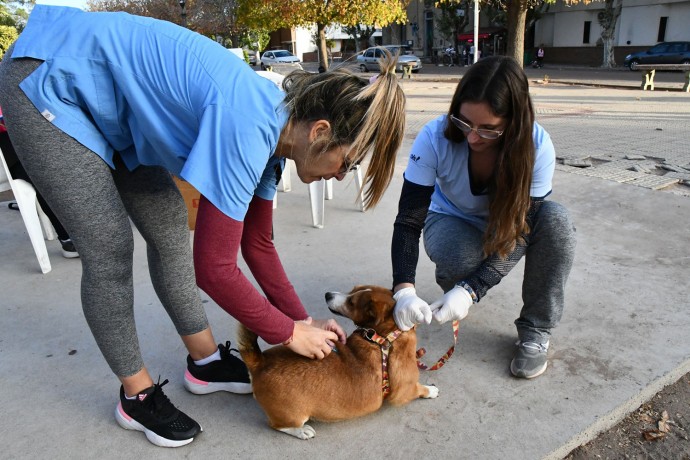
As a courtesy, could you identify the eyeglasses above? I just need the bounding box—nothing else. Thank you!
[449,115,504,140]
[339,156,361,174]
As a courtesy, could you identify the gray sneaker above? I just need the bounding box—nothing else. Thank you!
[510,341,549,379]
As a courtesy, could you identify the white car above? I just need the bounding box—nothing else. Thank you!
[260,50,301,70]
[357,45,422,73]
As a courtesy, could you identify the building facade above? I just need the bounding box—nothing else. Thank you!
[535,0,690,65]
[267,0,690,67]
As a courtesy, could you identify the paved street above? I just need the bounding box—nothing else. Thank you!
[400,78,690,196]
[1,65,689,459]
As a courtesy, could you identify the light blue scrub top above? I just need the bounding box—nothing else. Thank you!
[404,115,555,231]
[11,5,287,221]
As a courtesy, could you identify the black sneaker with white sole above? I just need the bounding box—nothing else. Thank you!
[115,379,201,447]
[59,238,79,258]
[184,341,252,395]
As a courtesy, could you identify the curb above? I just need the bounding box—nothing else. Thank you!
[543,357,690,460]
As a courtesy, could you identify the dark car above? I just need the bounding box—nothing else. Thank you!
[624,41,690,70]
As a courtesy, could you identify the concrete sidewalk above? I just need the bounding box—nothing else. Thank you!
[1,73,689,459]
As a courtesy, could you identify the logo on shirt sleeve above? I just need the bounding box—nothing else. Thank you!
[409,153,421,163]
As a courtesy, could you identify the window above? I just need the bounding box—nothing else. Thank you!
[649,43,669,54]
[658,17,667,43]
[583,21,591,44]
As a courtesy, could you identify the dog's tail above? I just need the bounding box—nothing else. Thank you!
[237,324,262,372]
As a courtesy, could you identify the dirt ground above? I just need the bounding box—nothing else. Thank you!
[565,374,690,459]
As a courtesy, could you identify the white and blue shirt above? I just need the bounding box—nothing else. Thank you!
[11,5,287,220]
[404,115,555,230]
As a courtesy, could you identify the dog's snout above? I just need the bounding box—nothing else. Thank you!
[325,291,349,317]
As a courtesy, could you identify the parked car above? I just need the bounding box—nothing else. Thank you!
[357,45,423,73]
[260,50,300,70]
[624,41,690,70]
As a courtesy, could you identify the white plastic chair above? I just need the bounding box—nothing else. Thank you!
[0,147,56,274]
[276,159,364,228]
[307,165,365,229]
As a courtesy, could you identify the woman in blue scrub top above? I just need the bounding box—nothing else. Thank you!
[0,5,406,447]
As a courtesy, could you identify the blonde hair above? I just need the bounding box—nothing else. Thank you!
[282,51,405,209]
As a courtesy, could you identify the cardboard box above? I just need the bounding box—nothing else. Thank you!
[173,177,200,230]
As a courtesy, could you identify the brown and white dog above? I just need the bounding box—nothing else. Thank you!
[237,285,439,439]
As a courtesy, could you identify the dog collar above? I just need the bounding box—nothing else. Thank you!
[357,327,402,398]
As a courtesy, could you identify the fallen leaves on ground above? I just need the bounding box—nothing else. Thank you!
[641,409,673,441]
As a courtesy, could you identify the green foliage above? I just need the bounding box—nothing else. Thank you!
[0,24,18,58]
[235,0,409,69]
[236,0,408,32]
[1,0,29,32]
[311,30,334,50]
[436,0,470,45]
[342,24,377,52]
[239,29,270,51]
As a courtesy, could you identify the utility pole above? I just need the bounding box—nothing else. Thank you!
[473,0,479,63]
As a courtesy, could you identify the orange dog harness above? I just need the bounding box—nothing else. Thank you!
[357,328,402,398]
[358,320,459,397]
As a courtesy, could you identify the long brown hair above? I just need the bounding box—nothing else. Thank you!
[282,51,405,209]
[444,56,535,258]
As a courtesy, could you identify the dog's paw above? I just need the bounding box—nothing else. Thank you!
[279,425,316,440]
[422,384,439,399]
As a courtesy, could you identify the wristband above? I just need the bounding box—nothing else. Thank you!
[456,281,478,304]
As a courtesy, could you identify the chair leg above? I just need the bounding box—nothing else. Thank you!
[308,179,325,229]
[281,159,293,192]
[306,165,366,228]
[325,178,333,200]
[11,179,52,274]
[37,203,58,241]
[354,165,365,212]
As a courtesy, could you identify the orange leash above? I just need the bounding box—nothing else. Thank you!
[416,320,459,371]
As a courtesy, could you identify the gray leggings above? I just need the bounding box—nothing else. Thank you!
[0,53,209,377]
[423,201,576,344]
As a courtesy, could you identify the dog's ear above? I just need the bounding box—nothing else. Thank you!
[368,290,396,327]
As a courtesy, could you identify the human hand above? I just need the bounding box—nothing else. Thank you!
[429,285,473,324]
[309,317,347,344]
[285,318,339,359]
[393,287,432,331]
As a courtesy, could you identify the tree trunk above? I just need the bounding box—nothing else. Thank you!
[598,0,622,68]
[317,23,329,71]
[602,37,615,68]
[506,0,528,67]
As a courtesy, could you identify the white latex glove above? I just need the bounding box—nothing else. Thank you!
[393,287,432,331]
[429,285,474,324]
